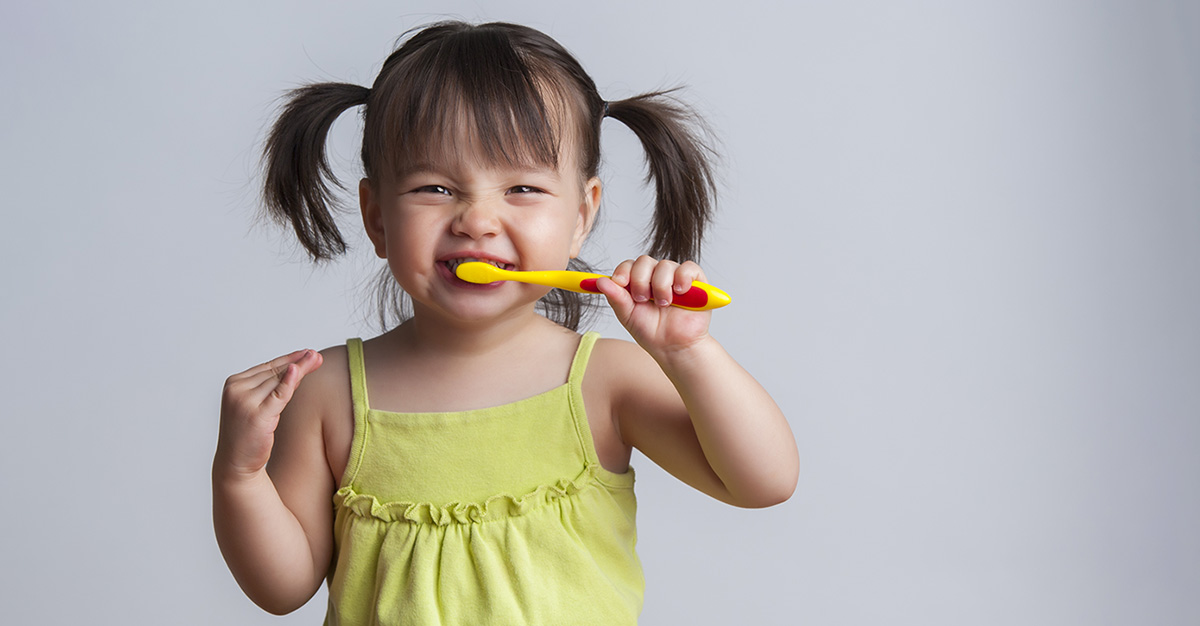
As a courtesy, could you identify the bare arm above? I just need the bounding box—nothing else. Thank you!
[212,349,334,614]
[595,257,798,508]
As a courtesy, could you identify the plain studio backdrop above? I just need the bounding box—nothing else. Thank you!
[2,1,1198,624]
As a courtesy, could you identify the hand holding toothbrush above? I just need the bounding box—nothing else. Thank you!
[593,256,717,359]
[455,255,728,358]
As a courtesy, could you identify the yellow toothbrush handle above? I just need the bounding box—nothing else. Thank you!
[456,262,730,311]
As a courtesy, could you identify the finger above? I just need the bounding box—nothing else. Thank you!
[228,349,313,383]
[263,350,316,379]
[626,255,659,304]
[609,259,635,287]
[287,348,323,380]
[249,349,322,409]
[234,352,311,392]
[650,260,681,307]
[594,276,636,322]
[261,351,324,417]
[674,261,705,295]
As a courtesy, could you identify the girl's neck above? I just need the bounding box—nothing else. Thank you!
[364,303,581,415]
[392,305,558,359]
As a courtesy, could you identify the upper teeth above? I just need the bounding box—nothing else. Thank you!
[447,258,506,272]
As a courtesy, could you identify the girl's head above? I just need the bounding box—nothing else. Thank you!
[262,21,716,329]
[363,22,602,197]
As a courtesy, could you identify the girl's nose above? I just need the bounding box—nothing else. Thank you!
[451,199,502,239]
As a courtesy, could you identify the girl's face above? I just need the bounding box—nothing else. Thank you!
[360,146,601,324]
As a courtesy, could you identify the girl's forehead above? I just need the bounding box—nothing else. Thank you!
[366,45,595,183]
[391,116,583,180]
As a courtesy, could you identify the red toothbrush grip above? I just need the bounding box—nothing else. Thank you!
[578,279,709,309]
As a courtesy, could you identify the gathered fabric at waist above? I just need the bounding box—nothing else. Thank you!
[327,464,641,626]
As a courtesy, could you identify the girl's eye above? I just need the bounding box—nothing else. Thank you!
[414,185,451,195]
[508,185,544,195]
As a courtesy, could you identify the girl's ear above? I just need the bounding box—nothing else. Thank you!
[570,176,602,258]
[359,178,388,259]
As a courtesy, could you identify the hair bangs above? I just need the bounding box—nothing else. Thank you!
[364,24,578,181]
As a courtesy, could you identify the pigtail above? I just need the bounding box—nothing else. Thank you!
[262,83,371,261]
[537,258,602,330]
[604,90,718,262]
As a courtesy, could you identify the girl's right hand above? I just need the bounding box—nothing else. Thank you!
[216,349,324,479]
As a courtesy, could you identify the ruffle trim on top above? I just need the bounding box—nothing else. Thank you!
[334,465,628,526]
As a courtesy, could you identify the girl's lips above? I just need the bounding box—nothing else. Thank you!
[437,260,504,288]
[436,254,515,289]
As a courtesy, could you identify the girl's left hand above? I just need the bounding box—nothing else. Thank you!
[595,255,713,359]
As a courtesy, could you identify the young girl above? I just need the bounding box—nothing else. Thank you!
[214,21,797,625]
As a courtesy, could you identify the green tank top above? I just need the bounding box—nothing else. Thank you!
[326,332,642,625]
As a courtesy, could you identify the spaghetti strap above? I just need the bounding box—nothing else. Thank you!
[567,331,600,387]
[566,332,603,469]
[345,338,370,419]
[340,338,371,491]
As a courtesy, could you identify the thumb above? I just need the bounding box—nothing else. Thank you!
[262,349,323,414]
[594,276,636,324]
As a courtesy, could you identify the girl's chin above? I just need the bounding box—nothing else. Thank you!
[412,287,543,321]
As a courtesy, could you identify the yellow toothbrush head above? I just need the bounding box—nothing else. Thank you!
[455,261,507,284]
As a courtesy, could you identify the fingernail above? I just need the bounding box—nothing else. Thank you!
[634,295,648,303]
[657,299,670,307]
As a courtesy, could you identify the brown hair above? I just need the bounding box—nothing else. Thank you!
[261,21,717,329]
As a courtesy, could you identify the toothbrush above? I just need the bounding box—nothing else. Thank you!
[455,262,731,311]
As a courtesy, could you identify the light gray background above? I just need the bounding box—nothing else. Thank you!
[2,1,1198,624]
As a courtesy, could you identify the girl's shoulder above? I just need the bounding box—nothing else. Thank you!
[590,336,649,366]
[278,342,353,429]
[284,342,354,481]
[590,336,659,372]
[586,337,672,405]
[305,342,352,408]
